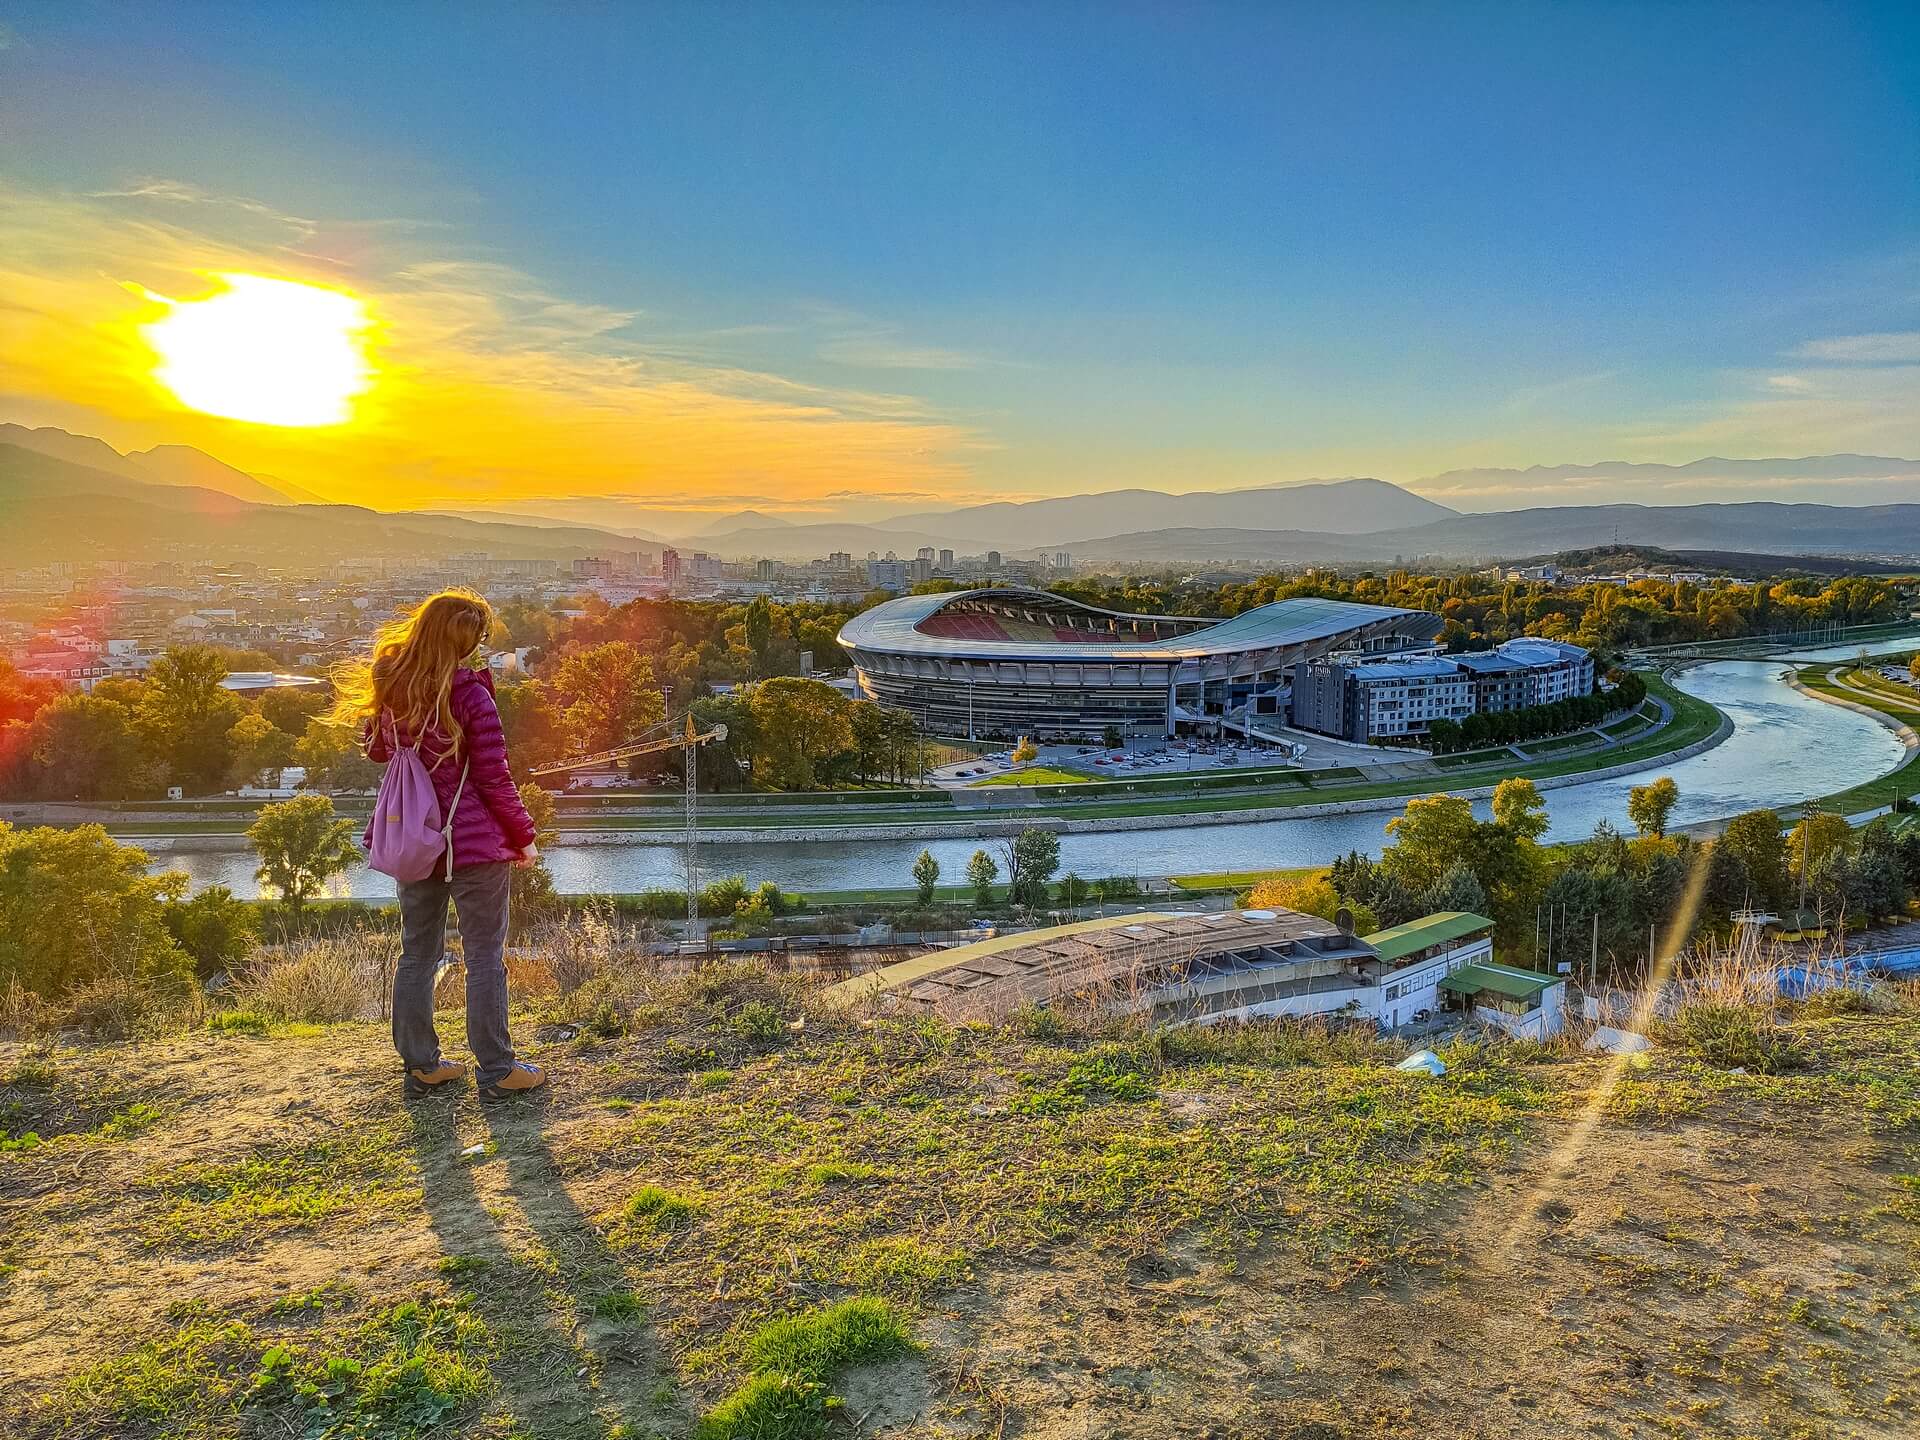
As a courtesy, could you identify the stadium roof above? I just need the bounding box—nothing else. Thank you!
[838,586,1436,662]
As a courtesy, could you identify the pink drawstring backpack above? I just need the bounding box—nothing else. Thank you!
[364,713,469,883]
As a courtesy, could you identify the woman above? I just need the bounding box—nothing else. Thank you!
[332,589,547,1101]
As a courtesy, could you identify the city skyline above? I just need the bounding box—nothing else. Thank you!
[3,2,1918,527]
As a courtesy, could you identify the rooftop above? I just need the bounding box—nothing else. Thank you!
[827,908,1372,1016]
[838,586,1437,662]
[1367,911,1495,965]
[1437,961,1559,1002]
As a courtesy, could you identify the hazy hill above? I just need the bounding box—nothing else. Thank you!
[884,477,1456,549]
[1420,454,1920,509]
[0,445,664,566]
[1056,500,1920,564]
[0,424,306,506]
[696,509,796,535]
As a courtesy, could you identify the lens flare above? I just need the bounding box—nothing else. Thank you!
[143,273,372,426]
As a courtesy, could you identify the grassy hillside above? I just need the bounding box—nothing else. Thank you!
[2,958,1918,1439]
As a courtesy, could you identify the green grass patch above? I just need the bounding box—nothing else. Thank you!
[971,765,1093,787]
[56,1300,495,1439]
[154,1130,407,1248]
[696,1298,914,1440]
[620,1183,702,1232]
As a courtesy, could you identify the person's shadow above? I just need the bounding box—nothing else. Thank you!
[406,1086,684,1438]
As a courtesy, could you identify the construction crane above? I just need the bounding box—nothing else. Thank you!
[529,716,728,926]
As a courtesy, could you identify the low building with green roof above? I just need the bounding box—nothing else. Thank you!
[1437,959,1567,1039]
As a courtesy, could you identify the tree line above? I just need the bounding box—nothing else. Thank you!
[1253,775,1920,969]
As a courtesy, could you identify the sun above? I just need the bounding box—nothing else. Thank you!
[143,272,373,426]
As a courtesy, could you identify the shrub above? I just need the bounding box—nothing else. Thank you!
[1658,1002,1805,1073]
[698,876,751,919]
[731,1000,786,1046]
[541,908,617,995]
[163,886,260,981]
[58,973,194,1040]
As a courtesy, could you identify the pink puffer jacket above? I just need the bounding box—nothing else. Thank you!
[364,667,536,869]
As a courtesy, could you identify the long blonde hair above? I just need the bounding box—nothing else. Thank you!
[330,589,492,759]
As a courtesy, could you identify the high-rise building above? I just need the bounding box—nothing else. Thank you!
[660,548,681,587]
[937,548,954,569]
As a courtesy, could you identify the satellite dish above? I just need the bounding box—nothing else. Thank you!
[1334,905,1355,935]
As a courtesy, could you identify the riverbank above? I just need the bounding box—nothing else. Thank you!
[1789,661,1920,817]
[34,674,1727,851]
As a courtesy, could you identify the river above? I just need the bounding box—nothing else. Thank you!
[153,659,1908,899]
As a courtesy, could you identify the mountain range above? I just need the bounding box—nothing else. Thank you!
[4,422,1919,570]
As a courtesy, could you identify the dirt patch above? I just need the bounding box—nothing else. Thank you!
[2,1010,1917,1439]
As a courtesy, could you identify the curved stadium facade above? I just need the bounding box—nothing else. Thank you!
[837,586,1442,740]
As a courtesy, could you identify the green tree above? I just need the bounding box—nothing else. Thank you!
[0,823,191,1002]
[510,781,560,922]
[965,848,998,908]
[162,885,259,981]
[257,685,329,736]
[1717,810,1789,909]
[745,677,856,790]
[293,718,383,792]
[227,708,298,786]
[137,646,246,793]
[1381,794,1480,892]
[495,678,568,776]
[1001,827,1061,910]
[1788,810,1853,896]
[1055,872,1091,908]
[911,848,940,906]
[22,692,150,799]
[553,641,665,755]
[246,794,360,917]
[1626,776,1680,838]
[1101,724,1125,750]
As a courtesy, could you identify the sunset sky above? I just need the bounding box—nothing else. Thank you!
[2,2,1917,525]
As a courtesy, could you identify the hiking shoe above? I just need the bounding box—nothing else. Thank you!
[479,1061,547,1103]
[404,1059,468,1099]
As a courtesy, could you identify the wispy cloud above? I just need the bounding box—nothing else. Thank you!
[1793,331,1920,364]
[798,301,985,371]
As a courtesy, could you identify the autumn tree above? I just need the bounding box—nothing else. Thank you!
[552,641,665,756]
[1626,776,1680,838]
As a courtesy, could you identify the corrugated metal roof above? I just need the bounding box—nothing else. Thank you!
[827,908,1370,1017]
[1366,911,1495,964]
[1437,961,1557,1001]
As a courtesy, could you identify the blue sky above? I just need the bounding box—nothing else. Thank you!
[2,1,1917,519]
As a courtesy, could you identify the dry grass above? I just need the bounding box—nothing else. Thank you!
[233,935,396,1024]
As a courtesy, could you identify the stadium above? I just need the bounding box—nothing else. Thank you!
[836,586,1442,740]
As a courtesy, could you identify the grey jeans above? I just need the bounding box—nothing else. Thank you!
[393,861,515,1084]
